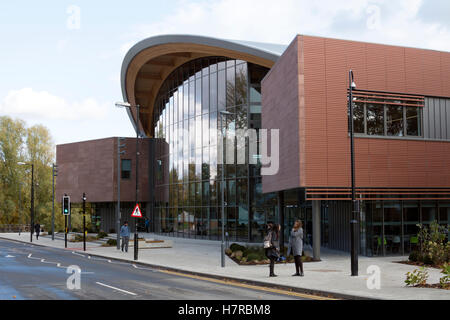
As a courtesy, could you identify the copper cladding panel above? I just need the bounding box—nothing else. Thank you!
[262,34,450,192]
[301,35,450,189]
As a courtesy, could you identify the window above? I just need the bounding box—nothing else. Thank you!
[406,107,421,136]
[121,159,131,179]
[386,105,403,136]
[353,102,365,134]
[351,90,423,138]
[367,104,384,135]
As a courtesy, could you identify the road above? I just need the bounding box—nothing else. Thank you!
[0,239,321,300]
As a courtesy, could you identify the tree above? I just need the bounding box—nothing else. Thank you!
[0,116,27,224]
[0,116,67,231]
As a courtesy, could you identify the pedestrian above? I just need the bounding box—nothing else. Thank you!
[287,220,304,276]
[34,222,41,240]
[120,221,130,252]
[264,222,280,277]
[145,217,149,233]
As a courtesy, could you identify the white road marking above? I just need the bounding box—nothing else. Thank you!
[72,251,86,257]
[95,282,137,296]
[5,255,15,258]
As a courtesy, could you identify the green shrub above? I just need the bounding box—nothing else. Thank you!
[422,254,434,265]
[106,239,117,246]
[72,228,79,233]
[229,243,246,252]
[409,251,420,262]
[247,253,260,262]
[416,222,449,266]
[97,231,108,239]
[405,267,429,287]
[440,263,450,289]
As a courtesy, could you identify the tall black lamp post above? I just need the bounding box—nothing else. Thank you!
[52,163,58,240]
[348,70,359,276]
[18,162,34,243]
[115,101,141,261]
[219,110,232,268]
[82,193,86,251]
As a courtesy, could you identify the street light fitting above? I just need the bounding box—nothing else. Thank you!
[220,110,233,115]
[350,70,356,89]
[115,101,132,108]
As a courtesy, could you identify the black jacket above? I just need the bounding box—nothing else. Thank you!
[265,229,280,259]
[34,224,40,233]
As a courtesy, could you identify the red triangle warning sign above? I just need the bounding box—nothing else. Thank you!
[131,204,143,218]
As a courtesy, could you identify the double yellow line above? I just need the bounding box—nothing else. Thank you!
[159,269,338,300]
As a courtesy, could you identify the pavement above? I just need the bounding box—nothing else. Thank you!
[1,232,449,300]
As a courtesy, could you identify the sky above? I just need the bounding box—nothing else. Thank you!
[1,0,450,147]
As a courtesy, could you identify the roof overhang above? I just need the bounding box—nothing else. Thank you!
[120,34,285,137]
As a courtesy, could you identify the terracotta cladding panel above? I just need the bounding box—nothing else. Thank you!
[422,50,443,96]
[404,48,423,94]
[283,35,450,189]
[442,53,450,96]
[261,37,300,193]
[365,44,387,91]
[386,46,406,93]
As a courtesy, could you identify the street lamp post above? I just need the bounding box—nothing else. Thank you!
[115,102,141,261]
[219,110,232,268]
[348,70,359,276]
[18,162,34,243]
[117,137,126,250]
[52,163,58,241]
[82,193,86,252]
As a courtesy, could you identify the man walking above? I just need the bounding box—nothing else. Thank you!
[120,221,130,252]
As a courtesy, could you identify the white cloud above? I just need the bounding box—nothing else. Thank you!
[120,0,450,55]
[0,88,108,121]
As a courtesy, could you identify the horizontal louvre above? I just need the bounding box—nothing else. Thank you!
[350,89,425,107]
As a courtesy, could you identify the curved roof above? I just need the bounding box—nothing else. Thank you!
[120,34,287,137]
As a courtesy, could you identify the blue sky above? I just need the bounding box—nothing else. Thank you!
[1,0,450,146]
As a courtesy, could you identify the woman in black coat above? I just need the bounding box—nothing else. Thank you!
[264,223,280,277]
[34,223,41,240]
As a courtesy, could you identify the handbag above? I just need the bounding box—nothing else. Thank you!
[263,232,272,249]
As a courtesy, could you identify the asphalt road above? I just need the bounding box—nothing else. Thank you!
[0,239,317,300]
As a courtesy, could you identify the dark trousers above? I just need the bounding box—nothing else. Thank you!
[121,236,129,252]
[294,255,303,274]
[269,257,276,275]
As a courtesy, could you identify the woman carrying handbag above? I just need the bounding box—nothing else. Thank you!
[264,222,280,277]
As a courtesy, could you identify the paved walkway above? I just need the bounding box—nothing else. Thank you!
[1,232,449,300]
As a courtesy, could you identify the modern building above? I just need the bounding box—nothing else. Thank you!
[56,34,450,257]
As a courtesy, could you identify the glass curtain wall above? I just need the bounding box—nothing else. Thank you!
[153,57,275,242]
[366,199,449,256]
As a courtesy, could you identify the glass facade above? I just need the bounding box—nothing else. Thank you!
[152,56,279,241]
[365,200,450,256]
